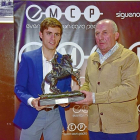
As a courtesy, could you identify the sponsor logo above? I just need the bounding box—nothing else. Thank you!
[26,5,103,22]
[18,42,42,63]
[129,42,140,62]
[137,104,140,114]
[73,105,88,114]
[67,123,87,131]
[116,11,140,19]
[57,42,96,69]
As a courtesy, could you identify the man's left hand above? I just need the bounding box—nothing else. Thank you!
[75,90,93,105]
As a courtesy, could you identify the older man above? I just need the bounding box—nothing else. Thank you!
[76,19,140,140]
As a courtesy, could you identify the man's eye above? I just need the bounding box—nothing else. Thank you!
[47,32,51,35]
[55,33,60,36]
[95,32,99,36]
[103,31,107,34]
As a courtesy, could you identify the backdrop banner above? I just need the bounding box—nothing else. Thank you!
[14,1,140,140]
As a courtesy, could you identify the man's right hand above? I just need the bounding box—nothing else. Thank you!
[31,97,49,111]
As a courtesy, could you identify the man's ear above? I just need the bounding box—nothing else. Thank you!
[39,32,42,41]
[39,31,42,39]
[115,32,119,41]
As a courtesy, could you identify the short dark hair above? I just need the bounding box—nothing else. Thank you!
[40,17,63,35]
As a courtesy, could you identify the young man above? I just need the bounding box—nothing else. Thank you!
[14,17,71,140]
[76,19,140,140]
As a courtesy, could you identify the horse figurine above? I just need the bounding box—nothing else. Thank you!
[41,54,81,94]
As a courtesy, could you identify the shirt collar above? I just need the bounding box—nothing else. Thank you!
[96,42,119,57]
[42,49,57,62]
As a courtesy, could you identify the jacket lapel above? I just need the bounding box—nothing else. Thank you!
[101,44,124,67]
[56,52,62,63]
[35,47,43,86]
[92,44,124,67]
[56,52,62,88]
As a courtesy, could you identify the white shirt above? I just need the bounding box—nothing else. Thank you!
[96,42,119,64]
[28,50,55,107]
[42,53,53,94]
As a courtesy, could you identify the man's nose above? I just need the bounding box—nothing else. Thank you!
[51,34,55,40]
[99,34,104,40]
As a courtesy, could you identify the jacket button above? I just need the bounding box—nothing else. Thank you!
[100,112,103,115]
[98,82,100,85]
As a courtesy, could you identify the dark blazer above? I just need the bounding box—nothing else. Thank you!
[13,47,71,130]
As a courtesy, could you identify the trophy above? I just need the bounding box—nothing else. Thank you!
[39,54,85,106]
